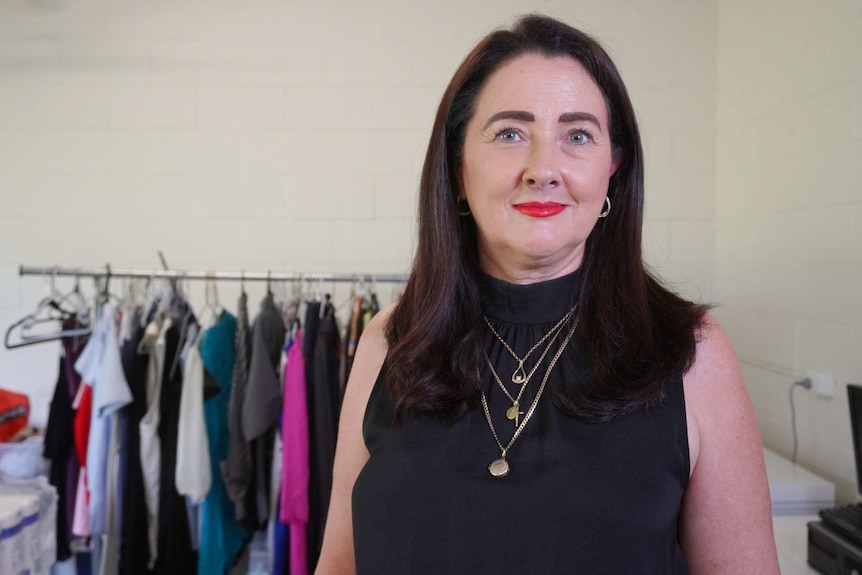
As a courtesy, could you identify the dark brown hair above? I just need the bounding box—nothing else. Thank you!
[385,14,708,423]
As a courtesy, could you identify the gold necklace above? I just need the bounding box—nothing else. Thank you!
[483,304,576,385]
[479,314,580,478]
[482,319,564,428]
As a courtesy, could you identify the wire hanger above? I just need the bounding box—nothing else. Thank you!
[197,273,223,329]
[5,269,91,349]
[58,274,90,315]
[94,263,123,308]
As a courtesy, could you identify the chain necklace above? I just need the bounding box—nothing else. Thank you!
[483,304,576,385]
[479,314,580,478]
[482,317,564,428]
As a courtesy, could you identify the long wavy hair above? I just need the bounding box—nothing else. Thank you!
[385,14,708,423]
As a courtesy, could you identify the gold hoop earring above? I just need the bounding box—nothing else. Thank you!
[598,196,611,218]
[456,198,471,217]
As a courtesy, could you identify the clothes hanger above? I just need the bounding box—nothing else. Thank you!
[27,268,75,319]
[168,309,196,380]
[286,277,302,332]
[57,274,89,316]
[196,274,222,330]
[5,269,90,349]
[368,275,380,314]
[95,264,124,309]
[4,316,91,349]
[212,276,224,318]
[336,275,360,315]
[167,275,197,378]
[138,274,170,355]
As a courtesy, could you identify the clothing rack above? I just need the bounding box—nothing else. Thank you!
[18,265,408,284]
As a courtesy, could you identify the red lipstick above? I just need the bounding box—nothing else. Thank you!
[513,202,566,218]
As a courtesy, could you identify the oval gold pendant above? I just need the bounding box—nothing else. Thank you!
[488,458,510,477]
[505,405,519,420]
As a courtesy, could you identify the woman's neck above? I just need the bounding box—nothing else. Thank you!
[478,251,584,285]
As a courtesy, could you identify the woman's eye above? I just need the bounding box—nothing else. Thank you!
[495,128,521,142]
[568,129,593,145]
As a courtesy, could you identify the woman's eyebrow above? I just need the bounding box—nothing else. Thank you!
[483,110,533,130]
[483,110,603,131]
[558,111,601,130]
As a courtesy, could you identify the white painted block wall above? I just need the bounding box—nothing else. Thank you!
[0,1,718,435]
[716,0,862,502]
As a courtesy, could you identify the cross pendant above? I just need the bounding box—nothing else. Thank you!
[506,402,524,427]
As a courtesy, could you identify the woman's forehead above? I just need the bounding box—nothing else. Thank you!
[474,53,608,122]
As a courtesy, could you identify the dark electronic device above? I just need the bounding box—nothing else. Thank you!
[807,384,862,574]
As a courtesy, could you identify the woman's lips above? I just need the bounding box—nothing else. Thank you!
[512,202,566,218]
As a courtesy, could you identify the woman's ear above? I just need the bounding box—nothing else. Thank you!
[610,150,622,178]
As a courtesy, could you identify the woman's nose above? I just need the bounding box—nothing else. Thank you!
[522,141,561,190]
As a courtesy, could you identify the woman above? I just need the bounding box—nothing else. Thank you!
[317,14,779,574]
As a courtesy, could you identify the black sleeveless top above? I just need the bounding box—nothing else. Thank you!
[353,270,690,574]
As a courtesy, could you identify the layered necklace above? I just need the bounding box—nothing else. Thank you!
[479,309,580,478]
[483,305,576,385]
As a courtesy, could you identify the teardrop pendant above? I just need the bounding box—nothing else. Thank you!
[512,361,527,384]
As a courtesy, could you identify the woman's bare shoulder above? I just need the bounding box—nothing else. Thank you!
[352,302,395,375]
[342,301,396,422]
[360,301,396,346]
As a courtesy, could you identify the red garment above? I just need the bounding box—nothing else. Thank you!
[0,387,29,442]
[73,383,93,501]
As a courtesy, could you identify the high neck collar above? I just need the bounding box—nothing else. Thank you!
[478,268,583,324]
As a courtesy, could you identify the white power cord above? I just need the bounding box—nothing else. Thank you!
[790,377,812,463]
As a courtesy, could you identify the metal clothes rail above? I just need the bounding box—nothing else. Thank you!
[18,265,409,284]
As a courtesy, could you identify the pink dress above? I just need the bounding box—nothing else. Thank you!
[280,331,309,575]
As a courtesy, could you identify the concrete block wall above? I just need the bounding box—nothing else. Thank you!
[716,0,862,502]
[0,0,718,428]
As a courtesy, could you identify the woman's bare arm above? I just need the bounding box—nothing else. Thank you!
[680,315,780,574]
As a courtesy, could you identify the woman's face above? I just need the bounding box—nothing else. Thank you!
[460,53,619,283]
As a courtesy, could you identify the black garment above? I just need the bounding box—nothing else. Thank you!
[302,300,322,570]
[352,270,690,574]
[307,300,341,572]
[250,431,273,530]
[302,301,321,377]
[153,324,197,575]
[203,369,220,401]
[256,292,287,371]
[44,322,87,562]
[119,311,152,575]
[44,359,76,562]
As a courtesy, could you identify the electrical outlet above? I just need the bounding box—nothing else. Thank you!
[809,372,836,397]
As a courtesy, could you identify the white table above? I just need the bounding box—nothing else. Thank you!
[774,515,821,574]
[765,448,836,515]
[764,447,836,573]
